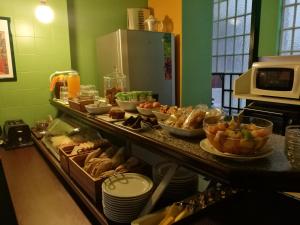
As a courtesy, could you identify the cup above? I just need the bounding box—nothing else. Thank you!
[60,86,69,103]
[285,125,300,168]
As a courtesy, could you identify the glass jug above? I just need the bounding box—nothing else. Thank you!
[144,15,164,32]
[67,71,80,98]
[49,71,67,99]
[103,68,126,105]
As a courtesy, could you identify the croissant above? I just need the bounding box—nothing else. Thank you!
[111,147,126,168]
[84,148,102,166]
[91,158,113,178]
[99,146,117,158]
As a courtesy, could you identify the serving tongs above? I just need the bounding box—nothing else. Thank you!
[139,162,179,217]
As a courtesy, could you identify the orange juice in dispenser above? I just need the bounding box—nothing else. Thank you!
[67,71,80,98]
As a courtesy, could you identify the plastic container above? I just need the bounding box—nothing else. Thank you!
[104,68,127,105]
[67,71,80,98]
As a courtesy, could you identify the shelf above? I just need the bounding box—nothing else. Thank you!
[50,99,300,191]
[234,93,300,106]
[32,135,110,225]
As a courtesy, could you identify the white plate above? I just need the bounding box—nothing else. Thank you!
[136,106,159,116]
[95,112,136,122]
[159,121,203,137]
[95,114,125,122]
[152,111,170,120]
[200,138,273,161]
[102,173,153,198]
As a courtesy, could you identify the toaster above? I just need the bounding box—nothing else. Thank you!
[3,119,33,149]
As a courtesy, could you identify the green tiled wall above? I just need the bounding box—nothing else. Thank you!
[68,0,148,94]
[0,0,71,126]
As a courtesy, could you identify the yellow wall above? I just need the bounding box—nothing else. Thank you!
[148,0,182,105]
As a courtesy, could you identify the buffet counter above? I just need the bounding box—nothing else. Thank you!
[50,99,300,191]
[12,98,298,225]
[0,146,92,225]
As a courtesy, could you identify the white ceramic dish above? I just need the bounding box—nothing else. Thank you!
[136,106,159,116]
[159,121,203,137]
[152,111,170,121]
[200,138,273,161]
[102,173,153,198]
[85,103,112,114]
[116,99,144,111]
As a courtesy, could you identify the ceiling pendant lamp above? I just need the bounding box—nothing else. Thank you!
[35,0,54,24]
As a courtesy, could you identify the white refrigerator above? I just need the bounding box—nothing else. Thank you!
[96,29,176,105]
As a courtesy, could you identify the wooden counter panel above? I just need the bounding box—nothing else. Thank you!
[0,147,92,225]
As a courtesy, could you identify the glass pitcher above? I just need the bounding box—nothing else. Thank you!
[67,71,80,98]
[49,70,80,99]
[144,15,164,32]
[49,71,67,99]
[103,68,127,105]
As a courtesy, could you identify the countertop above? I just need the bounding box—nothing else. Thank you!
[50,99,300,191]
[0,146,92,225]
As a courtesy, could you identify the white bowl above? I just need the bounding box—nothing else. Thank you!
[152,111,170,121]
[116,99,144,111]
[136,106,159,116]
[85,103,112,114]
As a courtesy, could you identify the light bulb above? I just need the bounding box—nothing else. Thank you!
[35,4,54,24]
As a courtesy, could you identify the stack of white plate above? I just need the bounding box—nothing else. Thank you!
[102,173,153,223]
[153,162,198,201]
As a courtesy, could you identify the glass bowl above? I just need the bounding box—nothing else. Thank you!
[203,116,273,155]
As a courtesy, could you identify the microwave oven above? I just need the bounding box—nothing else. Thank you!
[250,61,300,99]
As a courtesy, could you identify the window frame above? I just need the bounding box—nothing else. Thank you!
[211,0,261,115]
[279,0,300,55]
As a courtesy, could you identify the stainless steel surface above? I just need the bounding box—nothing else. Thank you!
[96,29,176,105]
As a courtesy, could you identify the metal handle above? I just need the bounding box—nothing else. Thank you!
[139,162,178,217]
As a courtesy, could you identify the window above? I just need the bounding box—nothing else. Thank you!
[280,0,300,55]
[211,0,255,115]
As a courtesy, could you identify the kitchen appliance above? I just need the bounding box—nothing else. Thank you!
[235,56,300,135]
[127,8,150,30]
[250,61,300,99]
[241,101,300,135]
[3,119,33,149]
[96,29,176,105]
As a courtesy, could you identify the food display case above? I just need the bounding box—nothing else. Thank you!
[30,99,300,225]
[41,115,102,160]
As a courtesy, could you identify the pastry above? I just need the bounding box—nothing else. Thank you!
[91,158,113,177]
[109,108,125,119]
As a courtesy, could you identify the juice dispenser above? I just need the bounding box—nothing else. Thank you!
[67,71,80,98]
[104,68,126,105]
[49,71,67,99]
[49,70,80,99]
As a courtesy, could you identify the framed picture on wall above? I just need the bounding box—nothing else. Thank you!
[0,17,17,81]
